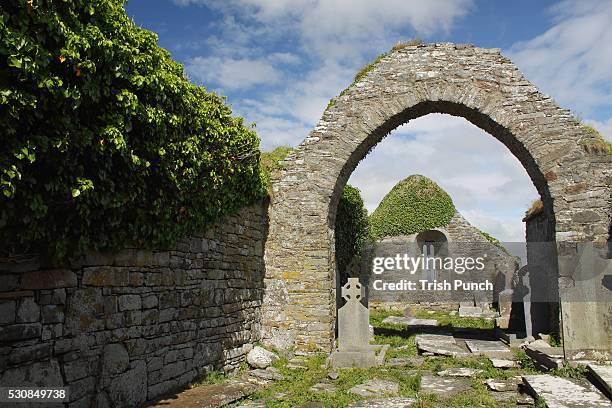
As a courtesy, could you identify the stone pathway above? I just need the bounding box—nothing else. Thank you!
[522,375,610,407]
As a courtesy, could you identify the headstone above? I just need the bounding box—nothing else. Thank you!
[415,334,470,358]
[586,364,612,398]
[464,339,510,355]
[522,375,610,407]
[329,278,388,368]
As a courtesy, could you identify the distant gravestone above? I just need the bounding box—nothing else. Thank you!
[337,278,369,351]
[329,278,388,368]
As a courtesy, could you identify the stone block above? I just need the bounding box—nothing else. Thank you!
[0,359,63,387]
[102,343,129,375]
[118,294,141,311]
[16,297,40,322]
[65,288,104,334]
[83,267,129,287]
[9,343,52,364]
[42,304,65,324]
[142,294,158,309]
[0,322,41,342]
[0,300,16,324]
[22,269,77,289]
[51,289,67,304]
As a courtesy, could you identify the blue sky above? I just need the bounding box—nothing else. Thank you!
[125,0,612,242]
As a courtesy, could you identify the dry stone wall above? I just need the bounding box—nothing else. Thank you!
[0,203,267,407]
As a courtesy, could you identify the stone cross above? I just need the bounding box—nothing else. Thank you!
[337,277,370,351]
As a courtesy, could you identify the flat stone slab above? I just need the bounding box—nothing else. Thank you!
[348,378,399,398]
[464,339,510,355]
[437,367,483,377]
[525,346,564,370]
[347,397,416,407]
[522,375,610,407]
[490,358,519,368]
[459,306,482,317]
[587,364,612,397]
[415,334,471,358]
[329,344,389,368]
[485,377,522,392]
[150,378,258,408]
[420,374,471,398]
[382,316,438,326]
[237,401,267,408]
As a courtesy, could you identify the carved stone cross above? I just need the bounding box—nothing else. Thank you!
[337,277,369,351]
[341,278,364,303]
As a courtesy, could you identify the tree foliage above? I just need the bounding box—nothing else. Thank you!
[369,175,455,239]
[0,0,266,259]
[335,184,369,275]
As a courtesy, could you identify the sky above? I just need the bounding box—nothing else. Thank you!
[125,0,612,243]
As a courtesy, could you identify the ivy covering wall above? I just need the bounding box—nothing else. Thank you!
[369,175,455,239]
[0,0,265,259]
[335,184,369,276]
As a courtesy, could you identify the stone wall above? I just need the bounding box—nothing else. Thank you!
[264,43,612,354]
[0,203,267,407]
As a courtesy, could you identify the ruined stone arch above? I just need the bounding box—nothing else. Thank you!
[262,43,611,355]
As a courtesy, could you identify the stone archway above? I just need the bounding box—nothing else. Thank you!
[262,43,611,356]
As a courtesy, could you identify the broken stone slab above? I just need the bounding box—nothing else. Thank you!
[490,358,520,368]
[485,377,522,392]
[348,378,399,398]
[459,306,482,317]
[150,378,258,408]
[415,334,471,358]
[522,375,610,408]
[347,397,416,407]
[437,367,483,377]
[464,339,510,355]
[309,382,337,393]
[524,345,564,370]
[587,364,612,398]
[327,370,339,380]
[420,374,472,398]
[381,316,438,326]
[246,346,279,369]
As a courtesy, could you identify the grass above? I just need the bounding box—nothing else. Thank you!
[222,309,588,407]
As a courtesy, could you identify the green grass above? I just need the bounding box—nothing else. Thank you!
[222,309,589,407]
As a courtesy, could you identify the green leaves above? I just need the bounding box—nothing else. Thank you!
[335,184,369,276]
[369,175,456,240]
[0,0,266,260]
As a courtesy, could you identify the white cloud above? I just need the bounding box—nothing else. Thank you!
[186,56,282,90]
[347,114,539,242]
[508,0,612,117]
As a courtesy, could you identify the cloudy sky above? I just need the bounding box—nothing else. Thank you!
[126,0,612,242]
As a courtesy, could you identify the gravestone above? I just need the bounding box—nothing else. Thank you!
[328,278,388,368]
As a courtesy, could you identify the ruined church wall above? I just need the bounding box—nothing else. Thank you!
[360,211,517,310]
[0,202,267,407]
